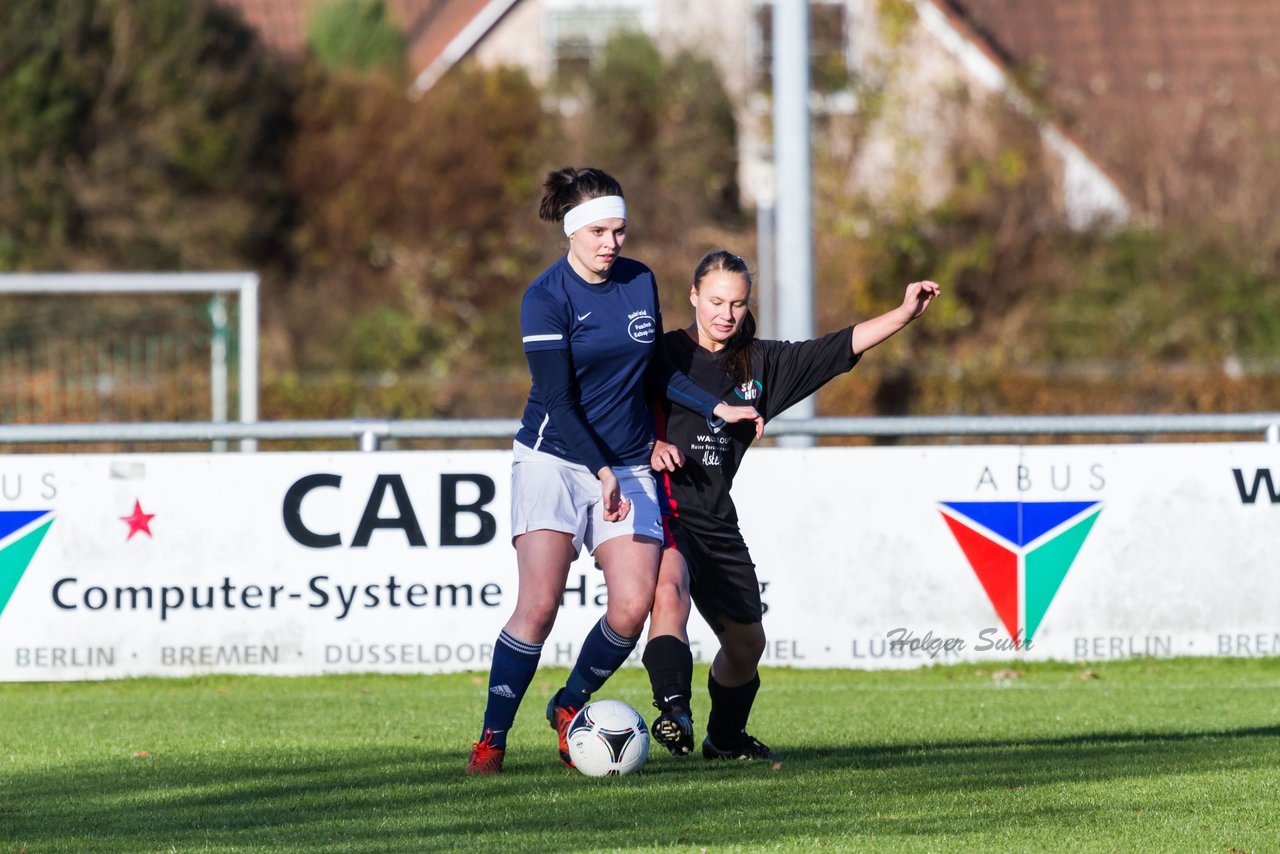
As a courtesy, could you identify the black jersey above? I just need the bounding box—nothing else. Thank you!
[657,326,860,533]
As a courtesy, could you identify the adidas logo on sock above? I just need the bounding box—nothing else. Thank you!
[589,667,612,678]
[489,684,517,698]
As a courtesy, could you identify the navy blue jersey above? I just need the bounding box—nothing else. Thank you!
[517,256,662,467]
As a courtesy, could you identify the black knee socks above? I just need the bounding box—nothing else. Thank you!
[706,670,760,747]
[642,635,694,714]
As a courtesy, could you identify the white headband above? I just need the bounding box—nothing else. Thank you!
[563,195,627,236]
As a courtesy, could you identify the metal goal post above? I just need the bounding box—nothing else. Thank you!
[0,272,259,450]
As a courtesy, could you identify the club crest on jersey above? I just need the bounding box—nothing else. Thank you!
[627,310,655,343]
[734,379,762,401]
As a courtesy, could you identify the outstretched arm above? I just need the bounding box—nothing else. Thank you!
[850,280,940,356]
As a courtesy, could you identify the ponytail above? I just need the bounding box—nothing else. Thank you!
[538,167,625,224]
[721,309,757,389]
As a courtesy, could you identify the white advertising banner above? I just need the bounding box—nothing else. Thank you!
[0,443,1276,680]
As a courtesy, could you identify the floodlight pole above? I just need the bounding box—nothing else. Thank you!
[754,155,777,341]
[774,0,815,447]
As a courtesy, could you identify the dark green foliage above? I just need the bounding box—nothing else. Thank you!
[575,30,744,314]
[656,51,741,227]
[1047,229,1280,366]
[305,0,406,75]
[585,31,741,232]
[0,0,292,272]
[283,62,557,373]
[589,32,664,165]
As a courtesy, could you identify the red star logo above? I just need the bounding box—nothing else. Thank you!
[121,500,156,540]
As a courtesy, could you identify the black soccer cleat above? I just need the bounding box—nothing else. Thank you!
[702,733,776,761]
[651,707,694,756]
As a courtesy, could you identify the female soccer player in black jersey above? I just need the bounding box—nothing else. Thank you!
[643,249,939,759]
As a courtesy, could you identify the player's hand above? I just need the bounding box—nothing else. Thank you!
[650,440,684,472]
[713,403,765,439]
[902,280,941,319]
[597,467,631,522]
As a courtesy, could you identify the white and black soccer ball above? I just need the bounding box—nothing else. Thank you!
[566,699,649,777]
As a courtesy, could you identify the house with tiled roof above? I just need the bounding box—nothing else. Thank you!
[385,0,1136,226]
[219,0,1280,229]
[217,0,500,81]
[934,0,1280,225]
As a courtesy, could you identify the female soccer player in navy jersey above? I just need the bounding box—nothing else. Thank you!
[465,171,763,774]
[642,250,939,760]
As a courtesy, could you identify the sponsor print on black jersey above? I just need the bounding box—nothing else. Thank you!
[696,417,731,469]
[735,379,762,401]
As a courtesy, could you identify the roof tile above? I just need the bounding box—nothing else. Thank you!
[939,0,1280,199]
[215,0,494,74]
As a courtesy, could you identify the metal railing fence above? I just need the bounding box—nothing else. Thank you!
[1,413,1277,451]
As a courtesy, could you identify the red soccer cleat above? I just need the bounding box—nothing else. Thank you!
[546,697,579,767]
[465,729,505,775]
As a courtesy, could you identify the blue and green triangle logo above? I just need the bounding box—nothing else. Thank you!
[0,510,55,620]
[938,501,1101,647]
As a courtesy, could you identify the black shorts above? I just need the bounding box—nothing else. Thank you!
[669,519,761,634]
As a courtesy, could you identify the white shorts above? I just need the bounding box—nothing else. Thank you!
[511,441,662,554]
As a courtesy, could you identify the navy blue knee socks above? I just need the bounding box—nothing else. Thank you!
[554,616,640,710]
[481,629,542,749]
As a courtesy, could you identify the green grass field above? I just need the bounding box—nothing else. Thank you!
[2,658,1278,852]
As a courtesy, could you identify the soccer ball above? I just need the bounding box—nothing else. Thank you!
[565,699,649,777]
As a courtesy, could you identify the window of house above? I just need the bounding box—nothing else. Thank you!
[545,5,646,91]
[753,1,853,104]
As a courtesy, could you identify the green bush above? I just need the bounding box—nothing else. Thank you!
[281,62,558,375]
[576,30,747,313]
[0,0,291,272]
[305,0,405,75]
